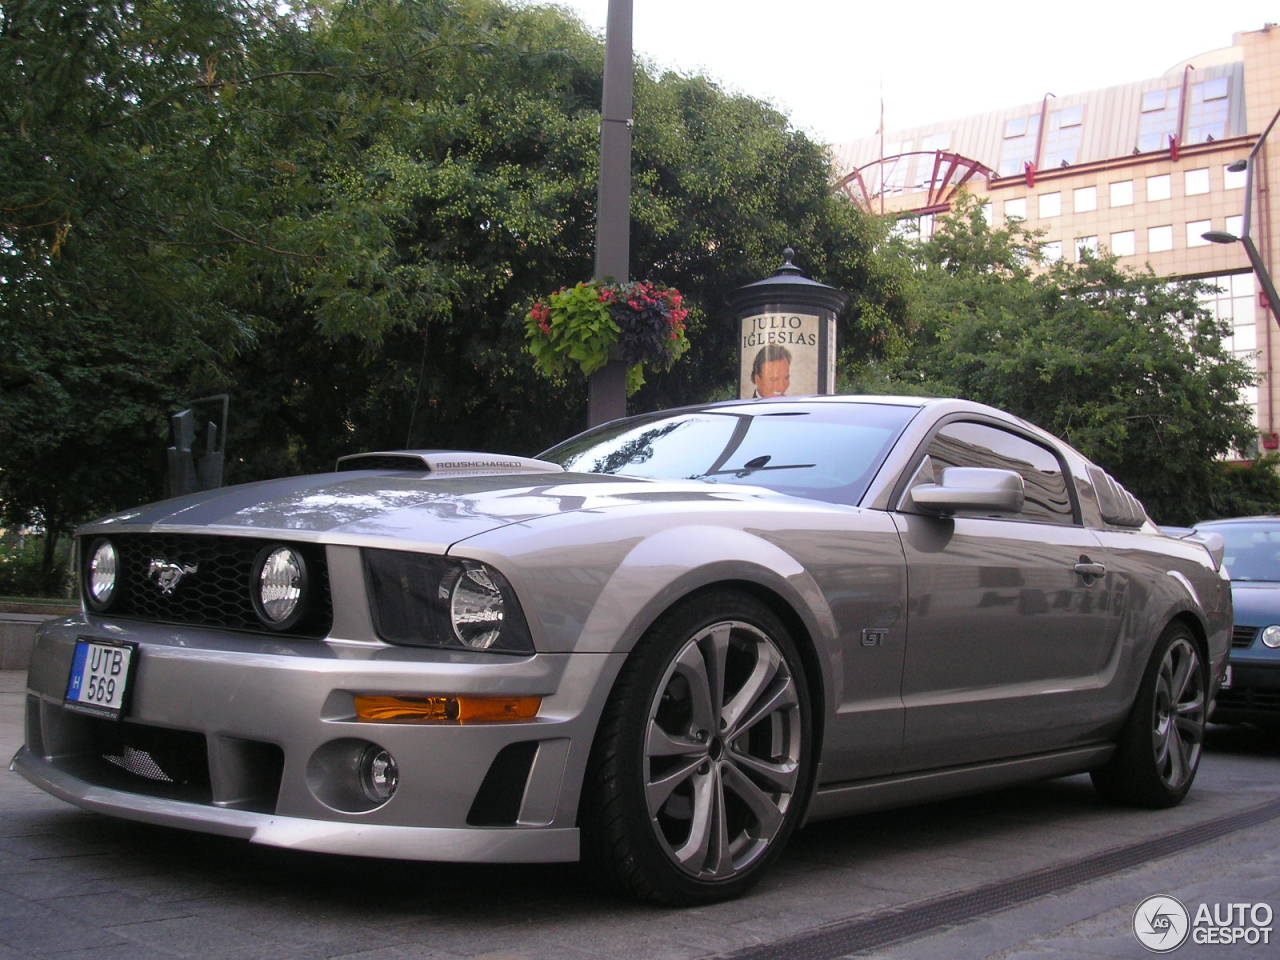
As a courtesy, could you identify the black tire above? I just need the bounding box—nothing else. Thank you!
[580,589,813,905]
[1092,622,1207,808]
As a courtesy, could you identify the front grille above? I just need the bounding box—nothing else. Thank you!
[44,709,284,813]
[85,533,331,638]
[1216,687,1280,713]
[1232,625,1259,649]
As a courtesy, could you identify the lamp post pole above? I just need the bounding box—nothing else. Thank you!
[1203,108,1280,324]
[588,0,633,428]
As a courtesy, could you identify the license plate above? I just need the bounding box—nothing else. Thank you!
[1221,665,1233,690]
[65,639,137,720]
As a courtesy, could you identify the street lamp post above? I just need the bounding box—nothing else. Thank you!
[588,0,633,428]
[1202,111,1280,325]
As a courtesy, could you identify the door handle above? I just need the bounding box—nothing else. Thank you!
[1074,559,1106,580]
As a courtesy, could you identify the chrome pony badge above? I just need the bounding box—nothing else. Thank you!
[148,558,198,595]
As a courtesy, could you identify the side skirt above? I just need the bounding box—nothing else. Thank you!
[805,744,1115,823]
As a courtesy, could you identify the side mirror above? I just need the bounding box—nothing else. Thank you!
[906,467,1025,516]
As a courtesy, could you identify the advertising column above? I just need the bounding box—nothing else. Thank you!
[728,249,849,400]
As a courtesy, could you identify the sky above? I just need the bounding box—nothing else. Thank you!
[537,1,1278,146]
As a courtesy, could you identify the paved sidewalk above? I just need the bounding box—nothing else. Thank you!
[1,667,1278,959]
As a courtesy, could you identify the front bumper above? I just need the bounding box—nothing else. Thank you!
[16,616,626,862]
[1212,656,1280,725]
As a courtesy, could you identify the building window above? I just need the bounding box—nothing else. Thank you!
[1187,220,1212,247]
[1187,77,1230,144]
[1076,236,1099,259]
[1074,186,1097,212]
[1146,174,1171,202]
[1110,180,1134,207]
[1044,106,1084,167]
[1225,163,1247,190]
[1138,87,1181,152]
[893,213,935,242]
[1185,168,1210,196]
[1005,197,1027,221]
[1039,192,1062,218]
[1041,241,1063,262]
[979,201,993,225]
[1226,214,1243,237]
[1200,272,1259,429]
[1110,230,1135,256]
[999,115,1040,177]
[1148,225,1173,253]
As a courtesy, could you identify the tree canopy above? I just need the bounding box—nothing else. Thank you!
[1,2,1271,594]
[848,197,1262,525]
[1,0,907,591]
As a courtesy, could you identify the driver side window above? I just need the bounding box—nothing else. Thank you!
[926,422,1076,525]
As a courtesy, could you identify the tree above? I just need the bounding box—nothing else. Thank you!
[851,196,1260,525]
[1,0,908,593]
[0,0,280,589]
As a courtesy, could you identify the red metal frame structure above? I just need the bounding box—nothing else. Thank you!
[836,151,994,215]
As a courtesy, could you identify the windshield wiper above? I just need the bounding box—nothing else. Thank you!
[688,456,816,481]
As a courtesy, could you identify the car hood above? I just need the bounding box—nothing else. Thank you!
[79,469,781,552]
[1228,580,1280,626]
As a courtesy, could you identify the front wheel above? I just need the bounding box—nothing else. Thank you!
[1092,623,1207,808]
[581,591,813,905]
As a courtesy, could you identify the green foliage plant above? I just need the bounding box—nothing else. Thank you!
[525,280,690,393]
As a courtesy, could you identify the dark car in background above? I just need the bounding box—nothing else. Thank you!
[1194,517,1280,728]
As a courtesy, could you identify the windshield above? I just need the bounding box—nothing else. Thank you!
[539,402,918,506]
[1197,521,1280,582]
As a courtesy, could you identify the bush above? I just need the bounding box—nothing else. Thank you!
[1204,456,1280,521]
[0,530,73,599]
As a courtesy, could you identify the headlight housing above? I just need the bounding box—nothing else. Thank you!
[363,549,534,653]
[1262,625,1280,649]
[84,538,119,611]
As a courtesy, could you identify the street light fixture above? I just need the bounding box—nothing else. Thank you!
[1199,122,1280,326]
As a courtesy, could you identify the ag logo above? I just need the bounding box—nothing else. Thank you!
[1133,895,1190,952]
[148,558,198,596]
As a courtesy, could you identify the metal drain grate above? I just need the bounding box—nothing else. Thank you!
[711,797,1280,960]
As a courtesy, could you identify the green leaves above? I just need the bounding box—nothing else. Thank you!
[862,194,1261,524]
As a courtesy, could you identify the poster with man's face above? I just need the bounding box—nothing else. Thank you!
[739,313,820,399]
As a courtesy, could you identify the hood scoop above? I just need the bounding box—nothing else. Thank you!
[335,450,565,477]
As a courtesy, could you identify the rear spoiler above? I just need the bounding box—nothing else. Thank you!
[336,450,565,476]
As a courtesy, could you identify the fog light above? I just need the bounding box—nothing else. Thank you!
[251,545,308,630]
[358,745,398,804]
[1262,625,1280,649]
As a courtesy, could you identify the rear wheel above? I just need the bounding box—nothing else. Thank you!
[1092,623,1206,807]
[581,591,812,905]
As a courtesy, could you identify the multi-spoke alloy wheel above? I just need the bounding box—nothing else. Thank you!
[1151,636,1205,793]
[1092,623,1207,808]
[581,591,812,905]
[644,620,802,880]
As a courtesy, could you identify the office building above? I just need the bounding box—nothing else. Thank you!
[832,25,1279,452]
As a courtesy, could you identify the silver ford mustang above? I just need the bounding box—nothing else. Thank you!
[13,396,1231,904]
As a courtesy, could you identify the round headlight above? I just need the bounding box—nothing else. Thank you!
[1262,625,1280,649]
[252,545,308,630]
[449,565,505,649]
[86,539,119,610]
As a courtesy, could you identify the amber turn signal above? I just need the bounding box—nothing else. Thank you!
[354,694,541,724]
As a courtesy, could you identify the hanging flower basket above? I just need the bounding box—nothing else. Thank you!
[525,280,690,394]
